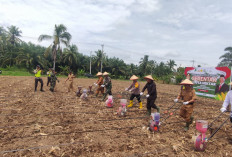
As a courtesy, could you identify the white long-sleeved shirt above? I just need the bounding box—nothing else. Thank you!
[222,90,232,116]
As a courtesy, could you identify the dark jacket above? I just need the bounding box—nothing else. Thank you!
[142,81,157,100]
[215,83,229,94]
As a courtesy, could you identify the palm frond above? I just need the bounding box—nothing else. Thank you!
[38,34,52,42]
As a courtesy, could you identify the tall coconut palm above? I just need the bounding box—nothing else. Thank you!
[6,25,22,46]
[0,27,7,54]
[62,44,78,67]
[167,59,177,71]
[147,60,157,75]
[38,24,72,70]
[218,47,232,67]
[139,55,149,75]
[92,50,105,72]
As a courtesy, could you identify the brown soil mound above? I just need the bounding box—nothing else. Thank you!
[0,76,231,157]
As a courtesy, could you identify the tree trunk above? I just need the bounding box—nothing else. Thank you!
[53,50,57,70]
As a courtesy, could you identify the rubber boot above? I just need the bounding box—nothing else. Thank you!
[138,102,143,109]
[190,116,194,124]
[184,122,190,131]
[95,93,98,98]
[127,100,133,108]
[156,106,160,113]
[102,93,107,101]
[40,84,44,92]
[146,109,151,116]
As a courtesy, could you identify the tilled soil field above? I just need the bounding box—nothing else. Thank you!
[0,76,231,157]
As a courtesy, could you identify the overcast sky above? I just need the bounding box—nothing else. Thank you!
[1,0,232,67]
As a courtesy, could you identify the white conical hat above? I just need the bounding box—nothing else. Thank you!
[180,79,193,85]
[103,72,109,76]
[144,75,154,81]
[96,72,103,76]
[130,75,139,80]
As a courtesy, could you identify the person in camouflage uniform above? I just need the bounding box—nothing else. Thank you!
[101,72,112,101]
[50,69,59,92]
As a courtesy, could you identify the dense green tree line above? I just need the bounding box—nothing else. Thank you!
[0,24,184,83]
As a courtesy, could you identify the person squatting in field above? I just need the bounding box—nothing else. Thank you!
[220,82,232,123]
[101,72,112,101]
[65,71,75,92]
[140,75,159,115]
[47,68,52,86]
[126,75,143,109]
[34,65,44,92]
[94,72,104,97]
[50,69,59,92]
[174,79,197,131]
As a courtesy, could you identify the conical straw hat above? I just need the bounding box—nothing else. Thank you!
[103,72,109,76]
[144,75,154,81]
[130,75,139,80]
[96,72,103,76]
[180,79,193,85]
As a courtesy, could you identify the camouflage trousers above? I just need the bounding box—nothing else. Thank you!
[102,86,112,100]
[50,81,56,92]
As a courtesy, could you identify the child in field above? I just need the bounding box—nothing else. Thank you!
[65,71,75,92]
[174,79,197,131]
[140,75,159,115]
[126,75,142,109]
[34,65,44,92]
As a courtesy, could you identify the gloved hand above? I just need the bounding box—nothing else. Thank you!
[220,107,226,113]
[174,99,178,103]
[94,83,97,86]
[125,88,128,91]
[140,92,143,96]
[146,94,150,98]
[101,85,105,87]
[183,101,189,105]
[129,89,132,92]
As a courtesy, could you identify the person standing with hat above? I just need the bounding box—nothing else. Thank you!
[140,75,159,115]
[34,65,44,92]
[101,72,112,101]
[47,68,52,86]
[65,71,75,92]
[94,72,104,97]
[126,75,142,109]
[174,79,197,131]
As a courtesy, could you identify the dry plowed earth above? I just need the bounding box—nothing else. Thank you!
[0,76,231,157]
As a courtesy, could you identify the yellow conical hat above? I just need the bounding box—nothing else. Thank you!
[103,72,109,76]
[130,75,139,80]
[144,75,154,81]
[96,72,103,76]
[180,79,193,85]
